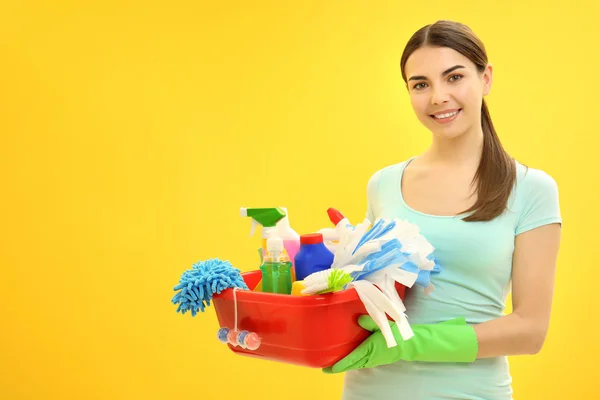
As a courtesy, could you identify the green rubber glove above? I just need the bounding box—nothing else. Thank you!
[323,315,478,374]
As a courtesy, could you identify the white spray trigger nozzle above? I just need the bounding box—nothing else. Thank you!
[249,219,258,237]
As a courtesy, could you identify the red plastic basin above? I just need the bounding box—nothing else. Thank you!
[212,270,406,369]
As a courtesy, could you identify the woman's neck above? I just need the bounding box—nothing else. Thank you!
[422,125,484,168]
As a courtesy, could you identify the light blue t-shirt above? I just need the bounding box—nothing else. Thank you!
[342,157,562,400]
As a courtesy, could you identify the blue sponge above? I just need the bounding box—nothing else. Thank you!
[172,258,248,316]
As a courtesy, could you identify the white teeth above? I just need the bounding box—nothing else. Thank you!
[434,111,458,119]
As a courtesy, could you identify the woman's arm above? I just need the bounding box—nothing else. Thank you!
[324,221,562,374]
[474,223,562,358]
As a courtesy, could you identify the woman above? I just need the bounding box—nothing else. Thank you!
[325,20,562,399]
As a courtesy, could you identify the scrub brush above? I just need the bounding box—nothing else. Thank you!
[301,268,354,295]
[172,258,248,316]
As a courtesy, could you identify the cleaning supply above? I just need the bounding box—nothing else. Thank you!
[327,207,355,233]
[241,207,288,291]
[260,236,293,294]
[217,287,262,351]
[241,207,286,254]
[241,207,300,281]
[275,207,301,271]
[294,233,335,281]
[348,279,414,347]
[218,327,261,350]
[291,280,308,296]
[301,268,355,295]
[171,258,248,316]
[326,217,442,347]
[317,207,355,254]
[323,315,478,374]
[317,228,339,254]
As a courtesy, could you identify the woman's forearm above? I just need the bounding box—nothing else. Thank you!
[473,312,548,358]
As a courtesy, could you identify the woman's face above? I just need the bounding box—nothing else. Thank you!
[404,45,492,139]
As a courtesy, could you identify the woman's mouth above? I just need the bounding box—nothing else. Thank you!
[430,109,461,124]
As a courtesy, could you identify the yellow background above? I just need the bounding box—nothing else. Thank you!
[1,1,598,399]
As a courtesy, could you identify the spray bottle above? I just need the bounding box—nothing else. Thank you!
[241,207,300,276]
[240,207,286,253]
[274,207,301,270]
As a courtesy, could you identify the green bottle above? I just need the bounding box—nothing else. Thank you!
[260,236,292,295]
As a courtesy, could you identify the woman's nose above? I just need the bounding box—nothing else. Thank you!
[430,87,450,105]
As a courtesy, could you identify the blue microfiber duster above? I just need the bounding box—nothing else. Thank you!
[172,258,248,316]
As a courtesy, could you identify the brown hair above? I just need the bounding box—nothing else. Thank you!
[400,20,516,222]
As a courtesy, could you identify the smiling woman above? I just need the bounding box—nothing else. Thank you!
[328,20,562,400]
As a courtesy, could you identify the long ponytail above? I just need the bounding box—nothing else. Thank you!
[461,100,516,222]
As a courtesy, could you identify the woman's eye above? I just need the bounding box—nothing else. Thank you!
[413,82,427,90]
[449,74,463,82]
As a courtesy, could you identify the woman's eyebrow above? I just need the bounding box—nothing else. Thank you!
[408,65,466,81]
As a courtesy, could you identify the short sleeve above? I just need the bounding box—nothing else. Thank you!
[515,168,562,235]
[366,169,383,223]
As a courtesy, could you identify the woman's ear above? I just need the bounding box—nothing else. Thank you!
[482,63,493,96]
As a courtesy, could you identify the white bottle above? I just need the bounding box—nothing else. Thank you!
[275,207,301,269]
[327,207,355,235]
[317,208,355,254]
